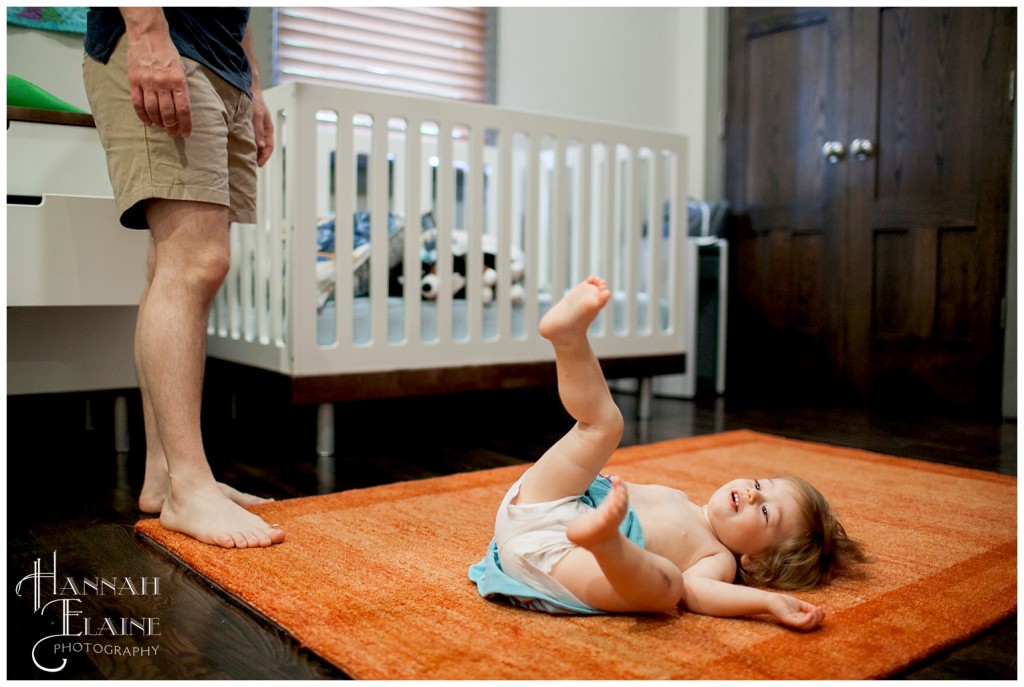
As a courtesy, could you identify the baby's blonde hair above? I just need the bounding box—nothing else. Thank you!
[738,475,865,591]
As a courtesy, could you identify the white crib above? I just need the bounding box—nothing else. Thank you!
[206,83,696,453]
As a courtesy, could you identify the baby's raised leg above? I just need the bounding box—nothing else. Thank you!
[552,477,684,612]
[517,277,623,505]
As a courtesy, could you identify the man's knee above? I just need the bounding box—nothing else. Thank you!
[182,248,231,295]
[198,249,231,287]
[148,200,231,294]
[152,239,230,297]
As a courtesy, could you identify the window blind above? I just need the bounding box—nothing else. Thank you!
[275,7,492,102]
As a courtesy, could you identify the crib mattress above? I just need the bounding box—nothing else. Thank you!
[317,292,662,347]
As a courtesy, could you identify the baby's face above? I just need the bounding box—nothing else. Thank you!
[705,477,803,556]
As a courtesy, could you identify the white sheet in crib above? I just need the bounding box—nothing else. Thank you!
[316,292,664,347]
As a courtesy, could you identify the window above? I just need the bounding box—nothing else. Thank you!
[274,7,494,103]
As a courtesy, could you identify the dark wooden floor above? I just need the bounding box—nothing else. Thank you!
[7,384,1017,679]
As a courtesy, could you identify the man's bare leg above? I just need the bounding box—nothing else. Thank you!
[138,199,284,547]
[517,277,624,505]
[552,476,684,612]
[134,245,272,514]
[135,243,169,513]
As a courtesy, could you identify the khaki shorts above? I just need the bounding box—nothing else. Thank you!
[83,36,257,230]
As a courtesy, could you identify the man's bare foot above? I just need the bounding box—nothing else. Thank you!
[216,482,275,508]
[539,276,611,345]
[159,480,285,548]
[139,460,273,514]
[567,475,629,549]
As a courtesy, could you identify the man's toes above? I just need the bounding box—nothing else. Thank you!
[237,532,258,548]
[213,532,239,549]
[248,530,272,548]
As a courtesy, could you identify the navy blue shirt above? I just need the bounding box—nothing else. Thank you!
[85,8,252,97]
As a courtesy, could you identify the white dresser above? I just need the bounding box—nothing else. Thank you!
[7,108,149,396]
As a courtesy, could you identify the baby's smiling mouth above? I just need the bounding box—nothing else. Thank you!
[730,491,739,512]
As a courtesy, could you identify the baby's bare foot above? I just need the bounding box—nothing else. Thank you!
[159,482,285,548]
[539,276,611,344]
[567,476,628,549]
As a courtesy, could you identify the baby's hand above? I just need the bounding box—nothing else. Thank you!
[767,593,824,631]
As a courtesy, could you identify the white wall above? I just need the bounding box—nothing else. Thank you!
[6,11,277,111]
[7,26,91,111]
[496,7,725,200]
[6,8,724,199]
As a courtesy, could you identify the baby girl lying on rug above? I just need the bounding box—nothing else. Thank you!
[470,277,864,630]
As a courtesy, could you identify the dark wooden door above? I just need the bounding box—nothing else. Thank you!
[726,7,1015,413]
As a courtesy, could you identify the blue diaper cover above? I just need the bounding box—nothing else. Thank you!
[468,475,645,615]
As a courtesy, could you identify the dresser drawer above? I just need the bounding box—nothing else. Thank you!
[7,194,148,306]
[7,119,114,197]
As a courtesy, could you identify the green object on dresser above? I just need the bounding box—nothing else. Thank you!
[8,73,88,114]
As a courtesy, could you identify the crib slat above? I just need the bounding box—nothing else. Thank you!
[651,150,666,334]
[434,121,454,347]
[495,127,512,342]
[550,137,566,304]
[522,133,540,336]
[258,219,272,343]
[294,100,322,365]
[465,124,484,342]
[225,225,241,338]
[256,102,281,349]
[403,117,422,346]
[672,139,689,336]
[334,108,355,351]
[644,148,657,335]
[618,145,633,335]
[240,224,255,341]
[577,142,592,300]
[370,116,390,347]
[599,143,615,338]
[268,136,286,347]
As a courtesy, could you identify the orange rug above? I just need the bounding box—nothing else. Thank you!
[135,430,1016,679]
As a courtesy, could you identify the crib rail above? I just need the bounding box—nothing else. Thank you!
[209,82,690,379]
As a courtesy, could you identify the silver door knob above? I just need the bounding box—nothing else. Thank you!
[822,141,846,164]
[851,138,875,160]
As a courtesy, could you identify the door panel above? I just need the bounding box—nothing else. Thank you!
[727,7,1015,411]
[727,8,849,394]
[857,8,1014,411]
[745,20,831,217]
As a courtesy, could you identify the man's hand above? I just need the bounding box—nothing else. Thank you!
[241,23,273,167]
[121,8,192,138]
[251,90,274,167]
[767,593,824,631]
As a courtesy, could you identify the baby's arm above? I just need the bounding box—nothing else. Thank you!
[680,556,824,631]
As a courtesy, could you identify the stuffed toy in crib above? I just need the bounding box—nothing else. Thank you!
[418,217,525,305]
[315,212,525,309]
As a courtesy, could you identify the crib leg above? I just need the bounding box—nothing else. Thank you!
[317,454,336,494]
[317,402,335,458]
[637,377,653,421]
[114,394,130,453]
